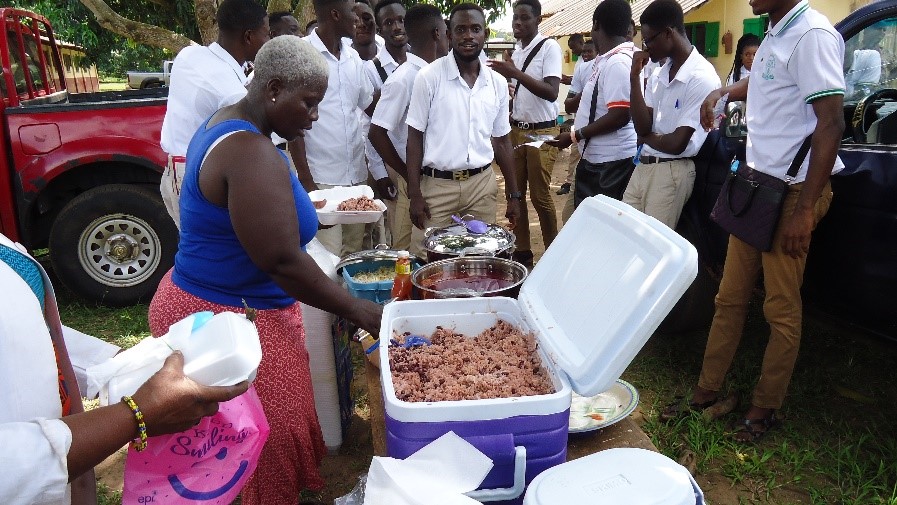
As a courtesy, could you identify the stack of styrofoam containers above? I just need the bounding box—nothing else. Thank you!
[379,196,699,504]
[302,239,345,453]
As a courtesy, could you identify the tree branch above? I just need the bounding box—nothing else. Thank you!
[78,0,196,52]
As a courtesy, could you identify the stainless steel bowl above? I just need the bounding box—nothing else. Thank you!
[411,257,528,299]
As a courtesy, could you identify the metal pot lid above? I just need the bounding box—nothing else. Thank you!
[335,244,421,273]
[423,223,515,255]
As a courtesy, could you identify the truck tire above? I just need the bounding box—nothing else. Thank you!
[141,78,162,89]
[49,184,178,306]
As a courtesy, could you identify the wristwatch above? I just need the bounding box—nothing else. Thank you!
[506,191,523,200]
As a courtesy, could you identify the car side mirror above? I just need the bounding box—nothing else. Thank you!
[723,102,747,139]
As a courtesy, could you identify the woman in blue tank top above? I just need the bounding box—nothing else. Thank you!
[148,36,382,503]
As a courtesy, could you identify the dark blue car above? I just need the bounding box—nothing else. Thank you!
[667,0,897,339]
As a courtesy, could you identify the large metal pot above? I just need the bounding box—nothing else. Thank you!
[411,257,528,299]
[421,220,515,263]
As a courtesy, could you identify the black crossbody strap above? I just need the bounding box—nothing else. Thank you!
[583,51,633,151]
[786,135,813,180]
[373,57,388,83]
[513,38,550,104]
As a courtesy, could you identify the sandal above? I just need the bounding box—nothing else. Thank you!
[660,393,738,422]
[732,412,779,443]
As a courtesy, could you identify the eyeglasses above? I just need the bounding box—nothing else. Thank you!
[642,28,665,49]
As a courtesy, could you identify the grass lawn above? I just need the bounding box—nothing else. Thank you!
[57,285,897,504]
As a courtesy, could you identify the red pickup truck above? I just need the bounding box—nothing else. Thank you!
[1,8,176,306]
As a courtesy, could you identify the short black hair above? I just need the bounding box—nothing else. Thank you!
[374,0,405,25]
[640,0,685,34]
[592,0,632,38]
[268,11,294,26]
[514,0,541,18]
[568,33,584,43]
[582,39,595,48]
[217,0,268,35]
[405,4,444,42]
[449,3,485,26]
[313,0,349,10]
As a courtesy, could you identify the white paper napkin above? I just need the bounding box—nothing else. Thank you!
[364,432,494,505]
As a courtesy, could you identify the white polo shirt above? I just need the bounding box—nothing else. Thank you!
[569,57,593,95]
[406,51,512,172]
[371,53,428,164]
[304,29,375,186]
[746,0,845,182]
[573,42,637,163]
[643,47,720,158]
[510,34,563,122]
[160,43,248,157]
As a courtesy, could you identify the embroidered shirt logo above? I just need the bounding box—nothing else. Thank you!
[762,55,776,80]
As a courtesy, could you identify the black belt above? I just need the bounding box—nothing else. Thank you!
[511,119,557,130]
[639,155,682,164]
[422,164,490,181]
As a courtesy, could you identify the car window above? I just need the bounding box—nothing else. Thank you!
[844,18,897,100]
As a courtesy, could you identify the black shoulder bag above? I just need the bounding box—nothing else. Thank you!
[710,135,813,252]
[511,38,549,115]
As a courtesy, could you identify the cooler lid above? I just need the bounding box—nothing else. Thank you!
[518,196,698,397]
[523,448,700,505]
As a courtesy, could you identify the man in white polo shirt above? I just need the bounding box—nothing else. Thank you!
[486,0,561,267]
[405,3,522,255]
[668,0,845,443]
[159,0,269,228]
[550,0,637,214]
[369,5,448,251]
[626,0,720,230]
[292,0,378,257]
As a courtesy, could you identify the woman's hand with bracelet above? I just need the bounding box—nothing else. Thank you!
[131,351,249,436]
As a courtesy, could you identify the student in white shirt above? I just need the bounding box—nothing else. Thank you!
[269,11,303,37]
[405,3,522,255]
[626,0,720,230]
[159,0,269,229]
[352,0,380,60]
[369,5,448,251]
[486,0,562,267]
[677,0,845,443]
[725,33,760,86]
[0,233,246,505]
[549,0,637,210]
[292,0,379,257]
[558,39,597,197]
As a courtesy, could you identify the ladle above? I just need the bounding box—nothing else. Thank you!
[451,214,489,234]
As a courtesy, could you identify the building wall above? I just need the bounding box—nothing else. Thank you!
[684,0,855,82]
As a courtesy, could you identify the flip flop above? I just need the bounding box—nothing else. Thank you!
[732,412,779,443]
[660,393,738,422]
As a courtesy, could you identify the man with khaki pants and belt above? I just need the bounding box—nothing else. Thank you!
[405,3,522,256]
[626,0,719,230]
[486,0,561,267]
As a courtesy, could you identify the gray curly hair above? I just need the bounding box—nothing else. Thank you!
[248,35,329,94]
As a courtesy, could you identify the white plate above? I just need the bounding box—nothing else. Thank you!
[309,185,386,225]
[568,379,639,433]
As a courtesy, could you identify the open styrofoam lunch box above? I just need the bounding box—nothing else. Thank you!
[378,196,699,503]
[308,185,386,225]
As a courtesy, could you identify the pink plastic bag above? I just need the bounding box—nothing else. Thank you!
[123,386,269,504]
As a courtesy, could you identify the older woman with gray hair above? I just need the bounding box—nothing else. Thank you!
[149,35,382,504]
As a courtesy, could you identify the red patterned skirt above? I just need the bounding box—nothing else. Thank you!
[149,270,327,503]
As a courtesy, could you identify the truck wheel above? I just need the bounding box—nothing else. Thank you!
[49,184,177,306]
[141,79,162,89]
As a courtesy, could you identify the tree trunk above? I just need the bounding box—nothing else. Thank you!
[195,0,220,45]
[78,0,196,53]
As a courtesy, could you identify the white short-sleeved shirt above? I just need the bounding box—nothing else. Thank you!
[510,34,563,122]
[643,48,720,158]
[365,44,401,91]
[573,42,638,163]
[406,51,512,171]
[160,43,248,156]
[371,53,428,164]
[569,57,594,95]
[746,0,845,182]
[362,45,403,179]
[726,65,751,86]
[304,29,375,185]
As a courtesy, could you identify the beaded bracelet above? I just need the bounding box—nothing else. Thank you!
[121,396,148,452]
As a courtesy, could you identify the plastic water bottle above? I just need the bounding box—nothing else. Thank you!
[390,250,412,301]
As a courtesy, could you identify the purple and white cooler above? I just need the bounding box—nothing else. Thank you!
[378,196,699,504]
